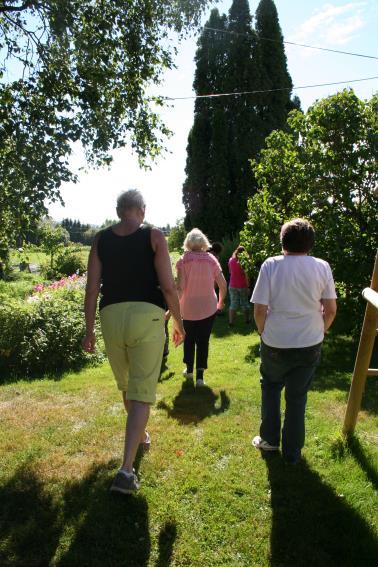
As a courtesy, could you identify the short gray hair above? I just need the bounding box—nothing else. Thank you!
[117,189,145,213]
[183,228,211,252]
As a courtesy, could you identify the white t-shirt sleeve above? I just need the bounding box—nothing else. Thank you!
[321,263,337,299]
[251,261,270,305]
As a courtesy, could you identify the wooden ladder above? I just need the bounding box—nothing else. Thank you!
[343,252,378,434]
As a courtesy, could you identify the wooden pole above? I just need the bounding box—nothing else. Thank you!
[343,253,378,435]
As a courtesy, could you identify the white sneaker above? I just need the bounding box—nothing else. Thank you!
[183,369,193,379]
[196,379,205,387]
[252,435,279,451]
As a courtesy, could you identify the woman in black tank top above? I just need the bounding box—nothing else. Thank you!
[83,190,185,494]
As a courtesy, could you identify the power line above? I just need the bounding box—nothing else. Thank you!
[163,76,378,101]
[203,26,378,61]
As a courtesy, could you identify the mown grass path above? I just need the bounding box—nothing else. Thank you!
[1,317,377,566]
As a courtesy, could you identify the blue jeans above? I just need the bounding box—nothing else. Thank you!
[259,340,322,462]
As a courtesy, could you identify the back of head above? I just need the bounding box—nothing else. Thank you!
[280,218,315,253]
[184,228,211,252]
[209,241,223,256]
[116,189,145,218]
[233,245,245,259]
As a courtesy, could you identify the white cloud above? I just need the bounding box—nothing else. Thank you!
[290,2,366,48]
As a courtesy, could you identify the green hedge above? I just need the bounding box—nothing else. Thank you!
[0,285,104,379]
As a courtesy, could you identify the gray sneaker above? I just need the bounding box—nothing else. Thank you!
[110,470,140,495]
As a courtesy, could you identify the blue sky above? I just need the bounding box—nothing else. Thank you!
[48,0,378,227]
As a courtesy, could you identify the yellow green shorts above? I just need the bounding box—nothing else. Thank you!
[100,301,165,403]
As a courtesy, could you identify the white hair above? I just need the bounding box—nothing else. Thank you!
[116,189,145,213]
[183,228,211,252]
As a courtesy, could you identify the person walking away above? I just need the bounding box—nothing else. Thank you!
[176,228,227,388]
[83,189,184,494]
[251,219,337,464]
[228,246,251,326]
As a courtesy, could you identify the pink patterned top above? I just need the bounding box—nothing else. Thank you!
[176,251,222,320]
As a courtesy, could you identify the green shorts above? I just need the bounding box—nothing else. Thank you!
[100,301,165,404]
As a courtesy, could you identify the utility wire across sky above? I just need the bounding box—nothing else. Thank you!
[203,26,378,61]
[162,76,378,101]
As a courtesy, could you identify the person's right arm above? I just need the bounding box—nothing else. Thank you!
[321,298,337,332]
[83,233,102,353]
[151,228,185,347]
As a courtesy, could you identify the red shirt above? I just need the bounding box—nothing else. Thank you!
[228,257,248,288]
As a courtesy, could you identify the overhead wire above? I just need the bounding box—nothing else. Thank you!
[203,26,378,61]
[163,76,378,101]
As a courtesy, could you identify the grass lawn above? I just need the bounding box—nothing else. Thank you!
[0,316,377,566]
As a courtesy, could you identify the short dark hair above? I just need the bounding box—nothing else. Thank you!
[232,245,245,259]
[209,242,223,255]
[280,218,315,253]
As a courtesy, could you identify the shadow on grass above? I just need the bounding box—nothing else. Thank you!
[262,452,378,567]
[0,358,104,386]
[244,342,261,364]
[156,520,177,567]
[313,333,378,414]
[347,435,378,490]
[157,379,230,424]
[0,461,151,567]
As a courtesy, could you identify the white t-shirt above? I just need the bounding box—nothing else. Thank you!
[251,255,337,348]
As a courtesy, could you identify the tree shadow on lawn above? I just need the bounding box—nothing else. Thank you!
[262,452,378,567]
[313,333,378,414]
[0,460,152,567]
[157,378,230,425]
[333,435,378,491]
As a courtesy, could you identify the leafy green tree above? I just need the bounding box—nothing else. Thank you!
[0,0,211,260]
[168,220,186,252]
[240,90,378,331]
[39,220,70,268]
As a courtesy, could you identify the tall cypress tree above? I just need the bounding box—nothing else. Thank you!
[223,0,261,235]
[255,0,296,137]
[183,0,298,241]
[183,9,227,232]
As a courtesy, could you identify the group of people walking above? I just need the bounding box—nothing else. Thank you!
[83,189,337,494]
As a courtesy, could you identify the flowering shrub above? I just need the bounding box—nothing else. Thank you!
[31,273,85,296]
[0,274,104,378]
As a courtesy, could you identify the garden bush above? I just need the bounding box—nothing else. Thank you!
[0,276,104,378]
[54,248,86,277]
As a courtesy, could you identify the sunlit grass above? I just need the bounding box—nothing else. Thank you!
[0,317,377,566]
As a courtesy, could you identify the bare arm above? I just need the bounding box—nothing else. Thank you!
[151,228,185,346]
[254,303,268,335]
[321,298,337,332]
[176,266,185,300]
[215,271,227,310]
[83,234,102,353]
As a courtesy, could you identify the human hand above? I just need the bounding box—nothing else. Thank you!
[217,301,224,311]
[172,319,185,347]
[82,332,96,353]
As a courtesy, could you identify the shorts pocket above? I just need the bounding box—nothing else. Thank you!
[128,311,165,344]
